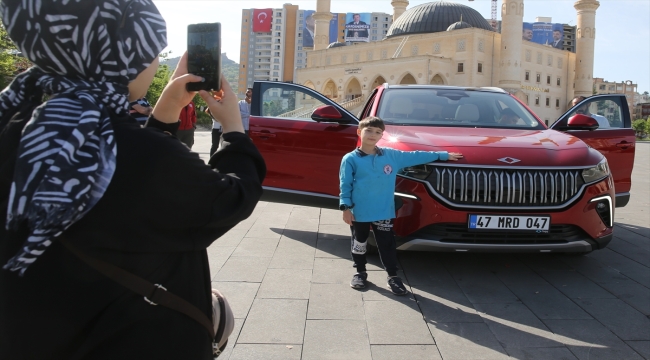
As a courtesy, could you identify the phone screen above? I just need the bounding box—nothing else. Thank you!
[187,23,221,92]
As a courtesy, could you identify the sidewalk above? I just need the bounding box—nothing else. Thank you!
[194,132,650,360]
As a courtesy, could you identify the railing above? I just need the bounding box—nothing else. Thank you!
[337,96,365,111]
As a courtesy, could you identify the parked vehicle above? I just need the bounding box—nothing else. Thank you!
[250,82,636,254]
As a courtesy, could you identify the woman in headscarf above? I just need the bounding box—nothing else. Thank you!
[0,1,265,359]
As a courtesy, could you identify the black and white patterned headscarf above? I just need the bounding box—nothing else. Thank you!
[0,0,167,274]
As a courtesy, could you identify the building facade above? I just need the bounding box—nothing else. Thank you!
[593,78,637,119]
[238,5,392,97]
[296,0,591,124]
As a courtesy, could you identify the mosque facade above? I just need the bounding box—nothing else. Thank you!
[296,0,599,124]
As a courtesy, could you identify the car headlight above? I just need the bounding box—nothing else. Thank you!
[582,158,610,184]
[399,164,434,180]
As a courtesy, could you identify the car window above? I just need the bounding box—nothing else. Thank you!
[260,84,330,120]
[566,98,623,129]
[376,88,544,129]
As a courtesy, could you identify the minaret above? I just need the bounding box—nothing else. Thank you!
[313,0,333,50]
[392,0,409,22]
[498,0,524,95]
[574,0,600,97]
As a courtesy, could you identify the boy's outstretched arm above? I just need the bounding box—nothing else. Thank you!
[396,149,463,169]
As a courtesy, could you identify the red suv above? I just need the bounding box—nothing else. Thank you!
[249,82,636,254]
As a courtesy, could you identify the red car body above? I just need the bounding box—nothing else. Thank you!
[250,82,636,253]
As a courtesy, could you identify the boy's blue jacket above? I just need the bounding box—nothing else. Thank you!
[339,147,449,222]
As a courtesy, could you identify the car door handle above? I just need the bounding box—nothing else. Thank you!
[250,130,276,138]
[616,141,630,149]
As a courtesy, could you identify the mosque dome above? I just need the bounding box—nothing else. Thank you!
[386,1,493,38]
[446,19,472,31]
[327,42,347,49]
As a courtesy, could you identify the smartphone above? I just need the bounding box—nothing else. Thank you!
[186,22,221,92]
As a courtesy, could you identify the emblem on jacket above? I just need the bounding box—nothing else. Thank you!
[497,157,521,164]
[384,164,392,174]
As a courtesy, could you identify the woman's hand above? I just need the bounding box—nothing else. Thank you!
[199,77,244,134]
[151,52,202,123]
[342,210,355,225]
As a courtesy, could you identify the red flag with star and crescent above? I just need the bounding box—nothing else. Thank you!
[253,9,273,32]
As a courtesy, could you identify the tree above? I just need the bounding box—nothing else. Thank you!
[632,119,648,138]
[0,25,21,89]
[145,63,171,106]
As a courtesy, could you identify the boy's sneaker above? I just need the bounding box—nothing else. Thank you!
[387,276,408,295]
[350,272,368,289]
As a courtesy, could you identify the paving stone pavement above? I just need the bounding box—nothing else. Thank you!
[194,132,650,359]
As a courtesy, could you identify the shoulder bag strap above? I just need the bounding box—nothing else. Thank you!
[59,239,215,339]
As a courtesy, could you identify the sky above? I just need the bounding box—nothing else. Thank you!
[152,0,650,93]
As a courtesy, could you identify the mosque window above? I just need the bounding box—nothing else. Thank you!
[556,99,560,108]
[525,50,531,62]
[536,73,541,83]
[457,39,466,52]
[535,96,540,106]
[547,75,551,84]
[557,77,561,86]
[477,63,483,73]
[478,39,484,52]
[547,55,553,66]
[525,94,529,105]
[354,54,360,62]
[545,97,550,107]
[525,71,530,81]
[433,43,441,54]
[537,52,542,64]
[557,58,563,69]
[411,45,419,56]
[342,55,347,63]
[326,56,331,65]
[367,51,374,60]
[457,63,464,73]
[381,50,388,59]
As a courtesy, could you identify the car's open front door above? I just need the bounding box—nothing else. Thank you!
[551,94,636,207]
[250,81,359,209]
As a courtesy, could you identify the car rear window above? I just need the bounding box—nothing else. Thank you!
[376,88,544,129]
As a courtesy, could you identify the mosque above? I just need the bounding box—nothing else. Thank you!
[296,0,600,124]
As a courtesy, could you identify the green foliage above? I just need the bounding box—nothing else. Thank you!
[632,118,650,138]
[145,63,171,106]
[0,25,21,89]
[263,100,285,117]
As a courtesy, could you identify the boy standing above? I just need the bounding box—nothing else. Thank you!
[339,117,463,295]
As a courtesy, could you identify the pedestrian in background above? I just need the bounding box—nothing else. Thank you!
[178,100,197,148]
[239,87,252,135]
[207,107,222,156]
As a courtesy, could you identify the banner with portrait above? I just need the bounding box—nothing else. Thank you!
[344,13,370,43]
[303,10,340,48]
[522,22,565,50]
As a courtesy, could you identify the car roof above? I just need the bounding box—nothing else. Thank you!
[381,84,508,94]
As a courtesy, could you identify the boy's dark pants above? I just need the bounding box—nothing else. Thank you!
[350,220,398,277]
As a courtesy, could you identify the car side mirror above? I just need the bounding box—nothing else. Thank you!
[567,114,599,131]
[311,105,348,123]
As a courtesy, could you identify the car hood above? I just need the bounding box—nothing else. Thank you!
[381,126,602,167]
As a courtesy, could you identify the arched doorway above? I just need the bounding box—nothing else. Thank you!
[345,77,362,101]
[399,73,417,85]
[322,79,337,99]
[430,74,445,85]
[371,75,387,89]
[304,81,315,90]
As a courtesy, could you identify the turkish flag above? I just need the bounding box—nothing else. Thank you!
[253,9,273,32]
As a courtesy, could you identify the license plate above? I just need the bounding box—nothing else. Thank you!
[468,215,550,231]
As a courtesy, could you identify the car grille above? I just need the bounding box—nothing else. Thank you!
[414,223,589,245]
[425,166,585,209]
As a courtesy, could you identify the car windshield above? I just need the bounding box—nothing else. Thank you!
[376,88,544,129]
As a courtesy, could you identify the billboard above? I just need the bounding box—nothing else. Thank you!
[522,22,565,49]
[253,9,273,32]
[303,10,339,48]
[344,13,370,43]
